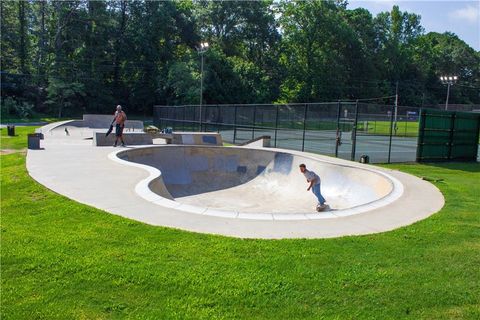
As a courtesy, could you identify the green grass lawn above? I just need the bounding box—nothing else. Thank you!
[1,126,39,151]
[0,115,64,124]
[1,131,479,319]
[363,120,419,137]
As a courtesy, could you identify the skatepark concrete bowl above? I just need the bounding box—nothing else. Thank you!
[111,145,404,220]
[27,118,445,238]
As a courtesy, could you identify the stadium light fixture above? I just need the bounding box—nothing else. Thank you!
[439,75,458,110]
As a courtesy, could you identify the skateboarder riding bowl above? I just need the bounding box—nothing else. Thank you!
[299,164,327,211]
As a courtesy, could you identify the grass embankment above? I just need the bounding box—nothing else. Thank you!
[1,130,479,319]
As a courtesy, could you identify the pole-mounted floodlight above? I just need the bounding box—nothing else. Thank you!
[439,75,458,110]
[197,42,209,131]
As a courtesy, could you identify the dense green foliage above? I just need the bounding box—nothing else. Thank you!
[1,0,479,119]
[1,130,479,318]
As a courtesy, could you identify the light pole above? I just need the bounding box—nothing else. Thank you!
[439,75,458,110]
[197,42,209,131]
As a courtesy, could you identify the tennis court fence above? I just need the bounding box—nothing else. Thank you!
[153,102,424,163]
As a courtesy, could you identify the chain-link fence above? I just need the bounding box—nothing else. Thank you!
[154,102,423,163]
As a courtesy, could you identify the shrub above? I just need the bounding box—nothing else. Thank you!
[0,97,34,119]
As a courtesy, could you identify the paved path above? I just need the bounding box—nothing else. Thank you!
[26,123,445,239]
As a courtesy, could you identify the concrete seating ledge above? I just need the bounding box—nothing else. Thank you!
[93,131,152,146]
[150,132,223,146]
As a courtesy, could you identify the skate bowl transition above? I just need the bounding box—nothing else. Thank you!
[111,145,405,220]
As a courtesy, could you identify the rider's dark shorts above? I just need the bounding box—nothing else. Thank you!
[115,124,124,137]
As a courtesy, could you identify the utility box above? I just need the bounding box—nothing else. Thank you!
[28,133,44,150]
[7,125,15,136]
[360,155,370,164]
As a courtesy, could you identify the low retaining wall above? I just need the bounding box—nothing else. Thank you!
[171,132,223,146]
[239,136,271,147]
[93,131,152,146]
[68,114,144,130]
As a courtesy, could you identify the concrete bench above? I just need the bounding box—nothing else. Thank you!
[154,133,174,144]
[148,132,223,146]
[172,132,223,145]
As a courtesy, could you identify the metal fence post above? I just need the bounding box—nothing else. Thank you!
[416,109,426,162]
[183,106,186,131]
[233,104,237,144]
[447,111,456,160]
[274,105,279,147]
[351,100,359,161]
[335,100,341,158]
[172,107,176,131]
[252,104,257,140]
[387,104,395,163]
[301,103,308,151]
[167,106,170,129]
[216,104,220,133]
[197,105,201,132]
[153,106,158,128]
[474,115,480,161]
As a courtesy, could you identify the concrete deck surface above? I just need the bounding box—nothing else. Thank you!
[26,123,445,239]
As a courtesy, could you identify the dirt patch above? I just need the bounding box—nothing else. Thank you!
[0,149,27,155]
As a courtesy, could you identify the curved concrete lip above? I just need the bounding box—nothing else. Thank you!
[109,146,405,221]
[26,121,445,239]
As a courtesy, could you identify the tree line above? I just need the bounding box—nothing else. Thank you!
[1,0,479,118]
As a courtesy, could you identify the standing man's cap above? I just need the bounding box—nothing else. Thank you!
[116,105,122,110]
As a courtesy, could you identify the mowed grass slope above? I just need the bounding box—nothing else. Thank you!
[1,129,479,319]
[1,126,38,151]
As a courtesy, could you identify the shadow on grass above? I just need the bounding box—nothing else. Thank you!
[421,162,480,173]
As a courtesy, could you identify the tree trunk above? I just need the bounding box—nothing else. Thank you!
[113,0,127,96]
[54,1,63,75]
[18,1,27,74]
[37,1,46,86]
[58,98,63,118]
[87,0,95,74]
[53,1,77,75]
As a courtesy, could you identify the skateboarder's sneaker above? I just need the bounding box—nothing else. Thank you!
[316,203,327,212]
[121,143,126,147]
